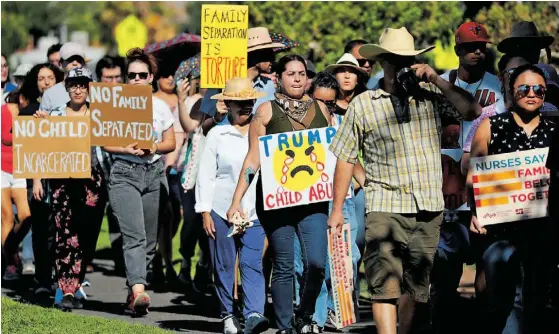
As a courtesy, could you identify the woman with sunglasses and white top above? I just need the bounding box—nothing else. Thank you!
[103,48,176,316]
[467,64,555,334]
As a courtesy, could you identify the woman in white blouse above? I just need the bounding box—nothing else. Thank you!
[195,78,269,334]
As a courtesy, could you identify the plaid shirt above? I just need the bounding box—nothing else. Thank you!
[330,81,463,214]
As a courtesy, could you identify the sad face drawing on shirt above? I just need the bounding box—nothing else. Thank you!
[272,134,328,192]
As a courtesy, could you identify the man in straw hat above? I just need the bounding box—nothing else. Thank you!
[328,27,481,334]
[201,27,285,119]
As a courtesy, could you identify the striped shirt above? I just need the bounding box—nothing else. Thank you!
[329,81,463,214]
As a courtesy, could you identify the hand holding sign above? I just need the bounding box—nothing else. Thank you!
[469,215,487,235]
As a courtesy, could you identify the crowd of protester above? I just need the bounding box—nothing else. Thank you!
[1,19,558,334]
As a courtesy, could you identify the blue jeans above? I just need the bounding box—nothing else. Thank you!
[208,211,265,318]
[353,188,366,255]
[294,198,361,327]
[263,211,328,330]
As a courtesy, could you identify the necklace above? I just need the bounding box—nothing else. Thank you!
[456,72,484,93]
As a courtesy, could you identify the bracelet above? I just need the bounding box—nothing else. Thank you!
[212,115,220,124]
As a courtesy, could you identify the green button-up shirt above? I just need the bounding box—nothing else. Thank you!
[330,81,463,214]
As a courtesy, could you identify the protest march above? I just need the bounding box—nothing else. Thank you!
[1,2,558,334]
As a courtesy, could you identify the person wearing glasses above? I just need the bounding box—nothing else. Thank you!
[103,48,176,316]
[35,68,106,310]
[467,64,554,334]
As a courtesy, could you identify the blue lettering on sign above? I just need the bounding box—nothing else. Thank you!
[475,157,522,171]
[308,129,321,145]
[524,154,546,165]
[325,127,337,144]
[259,135,273,157]
[278,133,289,151]
[292,132,303,147]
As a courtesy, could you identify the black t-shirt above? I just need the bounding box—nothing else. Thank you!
[18,102,40,116]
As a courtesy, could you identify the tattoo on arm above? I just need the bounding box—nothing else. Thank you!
[252,109,263,124]
[243,167,256,184]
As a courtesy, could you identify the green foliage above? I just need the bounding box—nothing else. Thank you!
[475,2,559,54]
[245,1,465,70]
[0,2,176,55]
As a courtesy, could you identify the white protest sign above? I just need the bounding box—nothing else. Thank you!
[471,148,550,225]
[258,127,350,211]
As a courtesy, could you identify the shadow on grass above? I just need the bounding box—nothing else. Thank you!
[156,319,222,333]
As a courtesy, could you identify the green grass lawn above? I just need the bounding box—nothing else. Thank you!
[1,297,171,334]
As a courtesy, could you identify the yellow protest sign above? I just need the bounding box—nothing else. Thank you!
[115,15,148,57]
[200,5,249,88]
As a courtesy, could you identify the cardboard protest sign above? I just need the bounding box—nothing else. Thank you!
[89,83,153,149]
[200,4,249,88]
[258,127,351,210]
[328,224,356,329]
[471,148,550,226]
[12,116,91,179]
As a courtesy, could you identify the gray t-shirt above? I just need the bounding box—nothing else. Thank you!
[39,82,70,112]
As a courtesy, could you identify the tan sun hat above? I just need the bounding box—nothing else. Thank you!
[210,77,267,100]
[324,53,368,76]
[247,27,286,52]
[359,27,435,60]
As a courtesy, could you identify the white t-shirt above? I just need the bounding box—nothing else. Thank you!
[441,71,505,148]
[112,96,174,164]
[195,124,258,222]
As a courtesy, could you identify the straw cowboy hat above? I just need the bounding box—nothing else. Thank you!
[247,27,286,52]
[359,27,435,59]
[210,77,267,100]
[324,53,368,76]
[497,21,554,53]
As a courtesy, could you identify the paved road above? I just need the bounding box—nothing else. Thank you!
[2,258,375,333]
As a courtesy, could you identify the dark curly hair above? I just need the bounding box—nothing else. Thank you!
[19,63,64,103]
[126,47,158,76]
[308,71,339,97]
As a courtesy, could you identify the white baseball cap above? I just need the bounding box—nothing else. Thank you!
[13,63,33,77]
[60,42,90,62]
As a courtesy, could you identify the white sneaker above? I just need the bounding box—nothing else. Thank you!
[222,315,241,334]
[22,261,35,275]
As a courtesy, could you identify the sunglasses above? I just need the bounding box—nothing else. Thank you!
[500,67,516,79]
[127,72,149,80]
[357,59,372,67]
[516,84,546,99]
[315,99,336,112]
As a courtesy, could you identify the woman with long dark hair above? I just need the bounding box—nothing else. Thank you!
[228,54,331,334]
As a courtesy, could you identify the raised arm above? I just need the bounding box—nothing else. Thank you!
[411,64,482,121]
[226,102,272,220]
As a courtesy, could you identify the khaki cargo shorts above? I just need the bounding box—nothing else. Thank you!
[363,211,443,303]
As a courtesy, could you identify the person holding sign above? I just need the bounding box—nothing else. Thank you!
[196,78,269,334]
[467,64,555,333]
[228,55,332,334]
[33,68,106,310]
[329,27,480,334]
[103,48,176,316]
